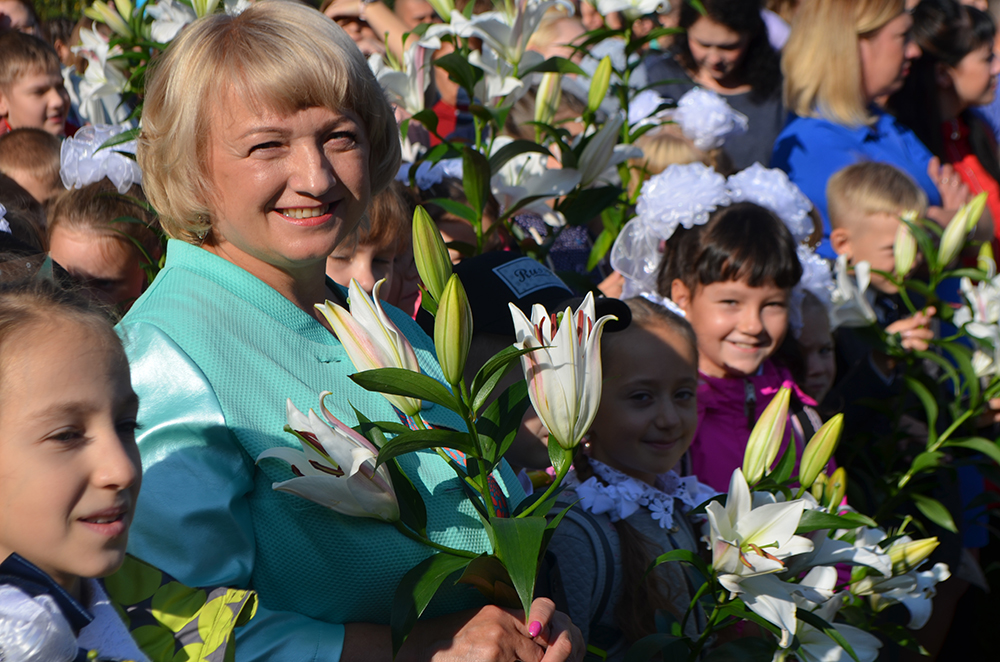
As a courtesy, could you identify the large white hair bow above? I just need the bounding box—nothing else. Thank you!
[672,87,749,151]
[60,124,142,195]
[726,163,814,245]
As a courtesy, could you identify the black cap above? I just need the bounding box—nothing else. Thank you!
[446,251,631,337]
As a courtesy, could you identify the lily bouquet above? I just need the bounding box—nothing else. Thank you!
[827,195,1000,541]
[258,206,617,654]
[631,390,951,662]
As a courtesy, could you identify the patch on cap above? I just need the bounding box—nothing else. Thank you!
[493,257,572,299]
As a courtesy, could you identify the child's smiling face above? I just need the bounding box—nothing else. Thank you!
[588,322,699,484]
[672,278,790,379]
[0,319,140,598]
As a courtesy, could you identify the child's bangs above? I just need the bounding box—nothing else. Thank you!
[698,203,802,289]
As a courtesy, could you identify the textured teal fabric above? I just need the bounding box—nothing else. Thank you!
[118,239,524,662]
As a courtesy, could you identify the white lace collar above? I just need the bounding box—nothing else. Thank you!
[568,459,718,530]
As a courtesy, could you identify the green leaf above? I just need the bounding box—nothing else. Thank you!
[386,459,428,536]
[349,368,458,411]
[702,638,775,662]
[903,376,938,444]
[470,344,536,413]
[943,437,1000,465]
[559,185,622,228]
[937,341,980,404]
[912,494,958,533]
[796,610,859,662]
[375,429,476,468]
[490,517,547,616]
[519,56,587,76]
[390,553,471,656]
[476,380,530,464]
[587,229,615,271]
[488,139,553,175]
[908,451,944,478]
[424,197,479,225]
[770,420,798,485]
[435,52,483,98]
[622,634,686,662]
[795,509,878,534]
[97,127,140,152]
[645,548,709,581]
[410,108,439,136]
[463,146,492,221]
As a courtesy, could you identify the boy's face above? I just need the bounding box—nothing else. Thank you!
[0,70,70,136]
[48,226,148,308]
[0,320,140,598]
[833,212,901,293]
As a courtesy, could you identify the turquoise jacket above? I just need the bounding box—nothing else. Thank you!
[118,240,524,662]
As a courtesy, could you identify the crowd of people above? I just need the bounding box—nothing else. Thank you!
[0,0,998,661]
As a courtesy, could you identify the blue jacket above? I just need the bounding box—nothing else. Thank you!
[118,240,524,662]
[771,110,942,258]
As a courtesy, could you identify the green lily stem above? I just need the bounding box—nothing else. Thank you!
[455,378,494,507]
[688,602,723,661]
[392,520,478,558]
[517,460,569,518]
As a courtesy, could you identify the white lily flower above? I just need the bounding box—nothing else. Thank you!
[369,48,431,116]
[453,0,567,69]
[469,45,542,106]
[785,533,892,578]
[146,0,197,43]
[490,136,582,226]
[224,0,250,15]
[315,279,423,416]
[578,114,641,187]
[74,28,128,99]
[628,89,667,129]
[954,276,1000,376]
[829,255,877,329]
[787,580,882,662]
[871,563,951,629]
[594,0,667,21]
[146,0,198,44]
[84,1,133,38]
[719,573,800,648]
[509,292,617,449]
[706,469,814,578]
[257,397,399,522]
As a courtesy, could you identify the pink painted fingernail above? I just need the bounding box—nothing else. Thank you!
[528,621,542,638]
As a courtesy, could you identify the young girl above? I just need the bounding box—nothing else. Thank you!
[0,277,148,661]
[546,298,715,661]
[656,200,807,491]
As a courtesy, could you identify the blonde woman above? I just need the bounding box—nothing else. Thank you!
[119,2,582,661]
[772,0,971,258]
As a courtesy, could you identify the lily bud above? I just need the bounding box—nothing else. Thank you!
[938,198,979,267]
[84,1,133,37]
[435,274,473,386]
[811,472,828,502]
[534,73,562,127]
[978,241,996,277]
[966,192,988,231]
[823,467,847,510]
[427,0,454,22]
[578,114,625,187]
[742,387,791,485]
[799,414,843,489]
[894,213,918,278]
[888,537,939,575]
[411,205,452,303]
[588,56,612,115]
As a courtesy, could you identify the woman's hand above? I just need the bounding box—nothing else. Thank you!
[927,157,972,224]
[344,599,584,662]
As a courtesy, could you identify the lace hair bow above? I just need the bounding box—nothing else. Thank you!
[0,204,10,235]
[60,124,142,195]
[726,163,814,245]
[396,158,463,190]
[671,87,749,151]
[611,162,730,299]
[789,244,835,337]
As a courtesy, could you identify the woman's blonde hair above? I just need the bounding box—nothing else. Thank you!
[138,0,401,243]
[783,0,905,127]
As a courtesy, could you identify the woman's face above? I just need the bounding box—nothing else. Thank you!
[204,96,371,277]
[859,12,920,101]
[948,44,1000,110]
[686,16,750,84]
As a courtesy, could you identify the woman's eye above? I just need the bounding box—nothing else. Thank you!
[250,141,282,153]
[328,131,358,146]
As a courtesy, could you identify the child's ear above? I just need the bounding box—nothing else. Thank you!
[830,227,852,260]
[670,279,692,312]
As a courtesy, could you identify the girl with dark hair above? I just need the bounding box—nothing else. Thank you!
[656,201,813,492]
[888,0,1000,244]
[645,0,785,170]
[546,298,713,662]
